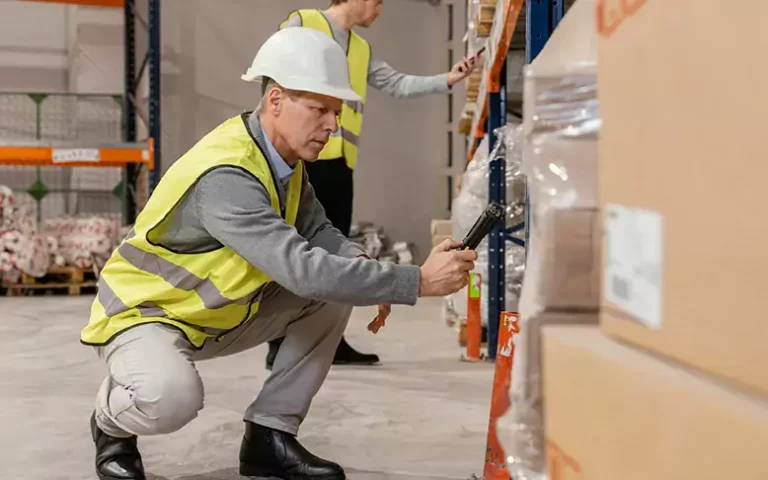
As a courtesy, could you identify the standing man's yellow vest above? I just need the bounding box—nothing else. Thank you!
[280,9,371,170]
[80,114,304,349]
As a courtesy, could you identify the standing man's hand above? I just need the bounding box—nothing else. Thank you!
[447,55,480,87]
[418,239,477,297]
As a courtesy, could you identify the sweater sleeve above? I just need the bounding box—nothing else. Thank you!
[192,167,420,306]
[368,56,451,99]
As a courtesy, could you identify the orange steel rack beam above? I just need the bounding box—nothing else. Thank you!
[467,0,524,162]
[0,139,154,168]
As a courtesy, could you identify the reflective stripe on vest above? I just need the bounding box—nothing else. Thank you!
[279,9,371,170]
[80,114,304,348]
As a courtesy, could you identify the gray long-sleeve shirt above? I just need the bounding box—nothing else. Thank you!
[153,113,421,307]
[281,11,451,99]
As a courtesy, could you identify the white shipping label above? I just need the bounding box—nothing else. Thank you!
[52,148,100,164]
[603,204,664,330]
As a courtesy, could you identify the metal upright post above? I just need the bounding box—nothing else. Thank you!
[148,0,161,192]
[487,60,507,360]
[123,0,137,224]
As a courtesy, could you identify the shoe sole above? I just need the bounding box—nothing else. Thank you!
[332,360,379,366]
[97,473,146,480]
[241,476,344,480]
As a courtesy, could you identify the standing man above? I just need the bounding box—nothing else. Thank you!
[269,0,478,368]
[84,27,476,480]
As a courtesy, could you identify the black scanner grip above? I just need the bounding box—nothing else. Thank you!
[457,201,505,251]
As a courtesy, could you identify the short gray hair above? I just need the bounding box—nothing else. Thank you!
[257,77,304,113]
[257,77,278,113]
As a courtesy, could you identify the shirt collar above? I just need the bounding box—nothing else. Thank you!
[249,113,294,186]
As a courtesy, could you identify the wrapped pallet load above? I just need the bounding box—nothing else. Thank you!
[498,0,601,478]
[448,128,527,332]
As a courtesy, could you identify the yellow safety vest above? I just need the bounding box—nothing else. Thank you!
[80,113,304,348]
[279,9,371,170]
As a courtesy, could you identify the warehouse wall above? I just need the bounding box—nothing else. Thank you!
[0,1,72,92]
[0,0,452,256]
[159,0,450,256]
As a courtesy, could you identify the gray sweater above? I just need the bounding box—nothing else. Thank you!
[153,114,421,307]
[281,11,451,99]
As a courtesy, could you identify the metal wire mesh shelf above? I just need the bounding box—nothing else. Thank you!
[0,92,153,223]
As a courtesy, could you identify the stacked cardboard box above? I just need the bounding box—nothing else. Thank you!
[541,0,768,478]
[475,0,497,37]
[542,326,768,480]
[503,0,601,477]
[430,219,453,248]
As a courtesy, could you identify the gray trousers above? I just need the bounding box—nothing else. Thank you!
[93,284,351,438]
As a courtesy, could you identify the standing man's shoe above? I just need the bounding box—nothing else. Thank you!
[240,421,345,479]
[90,412,146,480]
[332,336,379,366]
[266,336,379,370]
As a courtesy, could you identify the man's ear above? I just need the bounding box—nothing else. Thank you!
[267,87,283,114]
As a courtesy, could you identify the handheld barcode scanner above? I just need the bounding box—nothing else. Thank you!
[457,201,505,251]
[367,201,505,335]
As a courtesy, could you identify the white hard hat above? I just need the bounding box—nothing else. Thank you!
[242,27,361,103]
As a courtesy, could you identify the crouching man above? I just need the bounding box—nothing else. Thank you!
[81,27,476,480]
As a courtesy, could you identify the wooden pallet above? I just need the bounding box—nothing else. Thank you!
[4,265,97,296]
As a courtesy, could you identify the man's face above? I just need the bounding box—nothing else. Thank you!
[354,0,383,28]
[269,88,342,160]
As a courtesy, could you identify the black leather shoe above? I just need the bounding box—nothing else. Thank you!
[239,422,345,479]
[266,336,380,371]
[332,337,379,366]
[90,412,146,480]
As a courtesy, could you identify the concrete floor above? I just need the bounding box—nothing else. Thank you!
[1,295,495,480]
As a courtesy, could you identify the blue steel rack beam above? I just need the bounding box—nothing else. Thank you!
[123,0,137,224]
[123,0,161,224]
[148,0,161,192]
[486,63,507,360]
[484,0,565,360]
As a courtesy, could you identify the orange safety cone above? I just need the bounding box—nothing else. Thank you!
[483,311,520,480]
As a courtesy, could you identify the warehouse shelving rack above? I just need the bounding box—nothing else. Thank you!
[467,0,566,359]
[2,0,160,225]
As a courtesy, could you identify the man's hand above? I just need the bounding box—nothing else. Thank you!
[447,55,480,87]
[367,303,391,334]
[418,239,477,297]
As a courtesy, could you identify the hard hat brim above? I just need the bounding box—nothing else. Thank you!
[241,73,362,103]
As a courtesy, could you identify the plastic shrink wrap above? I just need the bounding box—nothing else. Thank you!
[0,186,49,283]
[497,0,601,478]
[448,126,527,329]
[1,184,124,283]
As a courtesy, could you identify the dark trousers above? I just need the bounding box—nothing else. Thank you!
[304,158,354,236]
[269,158,354,355]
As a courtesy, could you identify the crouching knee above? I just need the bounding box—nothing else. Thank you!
[128,369,204,436]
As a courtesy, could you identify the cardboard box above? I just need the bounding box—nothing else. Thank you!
[598,0,768,397]
[505,313,598,477]
[430,219,452,238]
[430,219,453,248]
[542,326,768,480]
[536,208,600,311]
